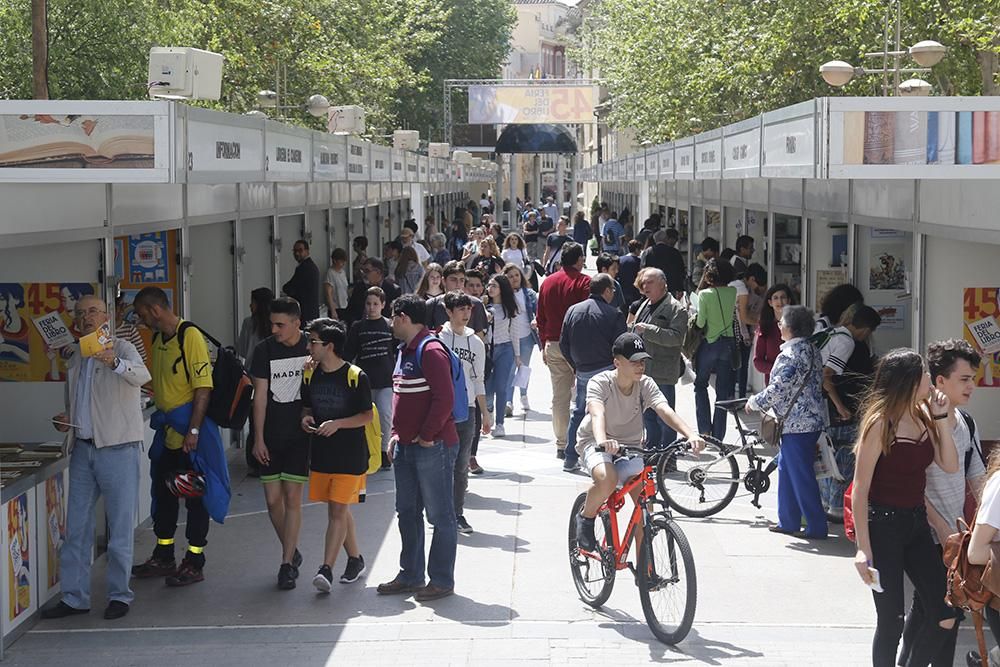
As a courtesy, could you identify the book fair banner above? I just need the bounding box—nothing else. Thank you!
[0,282,98,382]
[964,287,1000,388]
[468,85,595,124]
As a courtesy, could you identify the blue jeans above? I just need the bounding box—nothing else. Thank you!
[776,431,827,537]
[694,337,735,440]
[485,341,515,426]
[392,441,459,590]
[506,334,536,403]
[566,365,614,464]
[642,383,677,447]
[372,387,394,452]
[62,439,140,608]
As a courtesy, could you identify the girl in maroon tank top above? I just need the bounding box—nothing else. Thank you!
[849,349,960,667]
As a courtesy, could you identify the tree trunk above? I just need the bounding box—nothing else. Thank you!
[978,43,999,96]
[31,0,48,99]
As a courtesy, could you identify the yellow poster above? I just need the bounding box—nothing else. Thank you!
[7,493,31,621]
[468,85,596,124]
[45,475,66,589]
[0,282,98,382]
[963,287,1000,388]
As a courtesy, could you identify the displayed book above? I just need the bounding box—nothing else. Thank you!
[926,111,956,164]
[987,111,1000,163]
[863,112,894,164]
[80,322,113,357]
[1,460,44,468]
[32,310,75,349]
[957,111,974,164]
[892,111,927,165]
[842,112,865,164]
[973,111,987,164]
[0,114,155,168]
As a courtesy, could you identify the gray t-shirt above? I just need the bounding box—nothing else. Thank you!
[925,411,985,544]
[575,372,667,456]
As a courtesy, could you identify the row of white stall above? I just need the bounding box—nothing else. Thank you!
[583,96,1000,439]
[0,100,495,649]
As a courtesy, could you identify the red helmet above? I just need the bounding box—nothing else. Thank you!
[166,470,206,498]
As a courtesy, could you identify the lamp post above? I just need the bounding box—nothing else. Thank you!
[819,0,946,96]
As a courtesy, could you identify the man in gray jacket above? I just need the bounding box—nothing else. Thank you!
[560,273,626,471]
[43,294,150,621]
[632,269,688,447]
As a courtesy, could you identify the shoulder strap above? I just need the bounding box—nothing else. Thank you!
[780,344,818,422]
[171,321,195,381]
[346,363,360,388]
[960,409,985,471]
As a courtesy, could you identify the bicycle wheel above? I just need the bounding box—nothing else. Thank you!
[656,441,739,517]
[637,516,697,645]
[568,492,615,608]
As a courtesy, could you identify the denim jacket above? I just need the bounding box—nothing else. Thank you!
[520,286,540,347]
[747,337,825,434]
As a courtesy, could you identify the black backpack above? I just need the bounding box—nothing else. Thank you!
[157,321,254,430]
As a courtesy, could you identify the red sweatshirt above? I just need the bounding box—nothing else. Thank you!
[391,328,458,446]
[753,320,783,384]
[536,267,591,345]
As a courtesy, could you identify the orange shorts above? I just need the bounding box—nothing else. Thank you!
[308,471,366,504]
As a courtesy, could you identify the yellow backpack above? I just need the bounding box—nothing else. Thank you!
[346,364,382,475]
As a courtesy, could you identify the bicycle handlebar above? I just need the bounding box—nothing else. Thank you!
[594,438,693,456]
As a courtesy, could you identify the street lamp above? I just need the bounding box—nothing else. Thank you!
[819,1,946,96]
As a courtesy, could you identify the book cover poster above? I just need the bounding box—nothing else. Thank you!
[0,114,154,168]
[127,232,169,284]
[0,282,96,382]
[963,288,1000,387]
[871,304,906,330]
[869,245,906,290]
[44,474,66,590]
[6,492,31,622]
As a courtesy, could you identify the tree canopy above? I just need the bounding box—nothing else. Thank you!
[0,0,515,140]
[575,0,1000,142]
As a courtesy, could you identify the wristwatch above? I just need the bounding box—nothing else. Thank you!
[189,427,200,436]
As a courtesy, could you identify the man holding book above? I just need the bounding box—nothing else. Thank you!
[42,295,150,621]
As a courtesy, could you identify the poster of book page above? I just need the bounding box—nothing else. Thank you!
[963,287,1000,387]
[0,114,154,168]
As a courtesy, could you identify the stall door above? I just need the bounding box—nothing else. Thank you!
[189,221,235,346]
[278,214,305,290]
[241,216,274,309]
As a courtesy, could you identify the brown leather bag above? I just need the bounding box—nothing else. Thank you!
[943,516,993,667]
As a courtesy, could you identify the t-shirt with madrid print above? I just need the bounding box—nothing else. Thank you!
[250,334,311,441]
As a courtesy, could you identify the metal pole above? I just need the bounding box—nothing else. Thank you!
[893,0,902,93]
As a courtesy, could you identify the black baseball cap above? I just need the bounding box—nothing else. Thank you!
[613,332,652,361]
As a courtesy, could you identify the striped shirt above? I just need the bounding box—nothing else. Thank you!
[820,326,854,375]
[390,328,458,446]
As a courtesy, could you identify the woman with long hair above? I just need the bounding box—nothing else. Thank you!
[473,237,505,278]
[395,246,424,295]
[502,233,531,266]
[236,286,274,475]
[851,349,959,666]
[502,263,539,414]
[753,283,794,384]
[483,274,520,438]
[416,263,444,300]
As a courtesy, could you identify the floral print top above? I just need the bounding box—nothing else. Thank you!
[747,337,825,434]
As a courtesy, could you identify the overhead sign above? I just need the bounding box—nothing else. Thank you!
[468,85,596,124]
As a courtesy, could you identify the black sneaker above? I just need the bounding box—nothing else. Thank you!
[165,558,204,587]
[456,515,474,535]
[381,451,392,470]
[313,565,333,593]
[291,548,303,572]
[556,449,566,460]
[278,563,296,590]
[340,555,366,584]
[576,514,596,552]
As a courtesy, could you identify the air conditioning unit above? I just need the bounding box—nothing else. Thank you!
[393,130,420,151]
[453,150,473,165]
[427,142,450,158]
[327,105,365,134]
[148,47,224,100]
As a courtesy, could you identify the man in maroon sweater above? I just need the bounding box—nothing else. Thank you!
[536,242,591,460]
[377,294,459,602]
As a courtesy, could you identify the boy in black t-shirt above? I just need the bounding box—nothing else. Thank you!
[301,318,373,592]
[249,297,311,591]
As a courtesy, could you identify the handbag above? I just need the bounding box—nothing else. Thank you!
[813,432,844,481]
[759,346,818,449]
[681,310,705,363]
[721,290,742,371]
[943,514,995,667]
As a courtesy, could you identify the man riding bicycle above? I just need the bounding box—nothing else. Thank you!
[575,332,705,551]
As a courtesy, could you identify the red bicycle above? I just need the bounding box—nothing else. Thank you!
[568,442,697,645]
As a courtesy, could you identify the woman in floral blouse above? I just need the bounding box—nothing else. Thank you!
[746,304,827,539]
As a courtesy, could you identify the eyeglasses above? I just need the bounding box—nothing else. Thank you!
[74,307,107,318]
[307,339,328,346]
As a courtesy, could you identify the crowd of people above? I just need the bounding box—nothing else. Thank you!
[35,195,1000,667]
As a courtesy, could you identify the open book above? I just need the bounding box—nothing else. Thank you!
[0,114,154,168]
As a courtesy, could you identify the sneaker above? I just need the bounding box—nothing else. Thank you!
[340,556,366,584]
[277,563,296,590]
[131,556,176,579]
[313,565,333,593]
[493,424,505,438]
[457,515,474,534]
[576,514,596,552]
[563,459,579,473]
[381,451,392,470]
[469,457,484,475]
[505,403,513,418]
[520,395,530,411]
[165,558,204,587]
[556,449,566,460]
[291,548,303,572]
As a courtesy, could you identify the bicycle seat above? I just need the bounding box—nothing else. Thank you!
[715,397,749,411]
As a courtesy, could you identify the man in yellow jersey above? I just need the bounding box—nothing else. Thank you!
[131,287,214,586]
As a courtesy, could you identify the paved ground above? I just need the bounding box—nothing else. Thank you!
[7,269,985,666]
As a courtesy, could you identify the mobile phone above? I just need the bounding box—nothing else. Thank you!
[868,567,884,593]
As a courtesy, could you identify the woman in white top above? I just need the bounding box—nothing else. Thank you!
[324,248,350,321]
[483,274,519,438]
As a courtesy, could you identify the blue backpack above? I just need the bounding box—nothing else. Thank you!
[414,335,470,423]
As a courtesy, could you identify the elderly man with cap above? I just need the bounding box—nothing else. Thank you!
[573,332,703,551]
[44,294,150,621]
[399,227,430,266]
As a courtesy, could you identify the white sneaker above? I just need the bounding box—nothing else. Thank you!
[520,395,530,411]
[493,424,505,438]
[505,403,513,418]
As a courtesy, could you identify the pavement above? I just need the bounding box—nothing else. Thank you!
[6,270,986,666]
